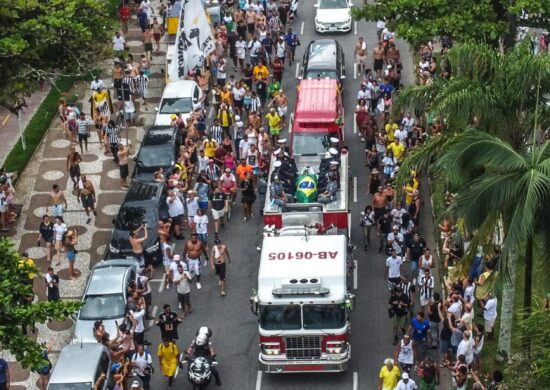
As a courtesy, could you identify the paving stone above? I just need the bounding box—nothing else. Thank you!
[90,231,114,268]
[95,192,126,229]
[47,318,75,332]
[57,267,82,281]
[35,160,70,192]
[9,362,30,382]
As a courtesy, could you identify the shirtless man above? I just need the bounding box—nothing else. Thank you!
[355,37,368,74]
[158,219,172,244]
[210,238,232,296]
[182,233,209,290]
[130,223,148,267]
[117,143,132,189]
[269,89,288,122]
[248,111,261,129]
[373,42,385,79]
[77,175,97,224]
[49,184,68,218]
[387,43,401,64]
[372,185,388,220]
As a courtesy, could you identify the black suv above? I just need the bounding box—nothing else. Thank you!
[300,39,346,82]
[108,182,169,264]
[132,126,177,182]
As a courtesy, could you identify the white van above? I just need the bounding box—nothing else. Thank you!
[155,80,203,126]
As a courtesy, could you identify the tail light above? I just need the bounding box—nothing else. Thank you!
[322,334,348,354]
[260,336,285,355]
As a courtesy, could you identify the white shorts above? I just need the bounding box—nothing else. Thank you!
[212,208,225,220]
[420,296,430,307]
[188,258,201,276]
[485,318,495,332]
[278,106,287,117]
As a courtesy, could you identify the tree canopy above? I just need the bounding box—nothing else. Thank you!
[0,0,115,113]
[352,0,550,48]
[0,238,81,370]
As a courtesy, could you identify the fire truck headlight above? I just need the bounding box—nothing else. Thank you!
[261,342,281,355]
[326,341,345,354]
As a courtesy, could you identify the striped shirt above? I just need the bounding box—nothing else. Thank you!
[250,96,261,113]
[77,119,89,135]
[104,125,121,144]
[135,75,149,96]
[398,281,415,302]
[209,125,224,144]
[416,275,434,299]
[121,76,134,93]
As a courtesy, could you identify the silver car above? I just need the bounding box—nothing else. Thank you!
[48,343,111,390]
[73,259,139,343]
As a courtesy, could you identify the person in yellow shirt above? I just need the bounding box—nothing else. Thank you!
[385,120,398,142]
[158,339,179,388]
[253,61,270,81]
[387,139,405,162]
[378,358,401,390]
[202,136,218,158]
[266,108,282,143]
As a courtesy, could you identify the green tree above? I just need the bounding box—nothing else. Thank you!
[0,238,81,370]
[352,0,549,49]
[0,0,115,113]
[395,43,550,360]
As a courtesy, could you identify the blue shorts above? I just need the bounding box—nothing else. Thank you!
[198,201,209,210]
[67,250,76,262]
[253,167,259,175]
[197,233,208,244]
[439,339,451,354]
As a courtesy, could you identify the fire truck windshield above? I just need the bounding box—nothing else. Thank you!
[303,304,346,329]
[260,305,301,330]
[292,133,334,155]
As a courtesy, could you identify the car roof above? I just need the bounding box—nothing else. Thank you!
[124,182,163,203]
[49,343,108,384]
[143,126,176,146]
[162,80,197,99]
[306,40,338,70]
[86,261,134,295]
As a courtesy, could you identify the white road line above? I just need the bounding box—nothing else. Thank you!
[353,371,358,390]
[353,113,357,134]
[353,63,357,79]
[353,261,358,289]
[148,305,159,326]
[158,280,165,293]
[255,370,263,390]
[148,279,163,282]
[295,63,300,78]
[353,176,358,203]
[301,21,305,35]
[354,22,357,35]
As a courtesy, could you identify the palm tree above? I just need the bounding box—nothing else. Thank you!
[394,42,550,360]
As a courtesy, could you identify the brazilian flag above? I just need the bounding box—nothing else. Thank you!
[296,174,318,203]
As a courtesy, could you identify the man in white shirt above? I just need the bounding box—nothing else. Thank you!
[395,372,417,390]
[113,31,125,56]
[385,249,403,291]
[376,20,385,41]
[416,269,434,309]
[192,208,209,245]
[166,190,185,239]
[131,344,153,388]
[173,263,192,315]
[456,330,474,365]
[235,36,247,69]
[130,299,146,345]
[387,226,404,255]
[481,293,497,338]
[394,125,408,146]
[402,113,415,138]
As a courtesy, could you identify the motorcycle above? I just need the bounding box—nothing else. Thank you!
[183,355,218,390]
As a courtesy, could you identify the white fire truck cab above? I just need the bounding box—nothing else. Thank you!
[251,228,355,373]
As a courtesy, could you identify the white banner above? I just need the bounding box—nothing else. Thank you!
[169,0,214,81]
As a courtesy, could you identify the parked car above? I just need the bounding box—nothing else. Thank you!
[314,0,352,33]
[47,343,111,390]
[300,39,346,82]
[133,126,177,182]
[155,80,202,126]
[109,182,169,264]
[73,259,139,343]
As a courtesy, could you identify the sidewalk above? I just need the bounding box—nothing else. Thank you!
[2,7,166,389]
[0,83,51,167]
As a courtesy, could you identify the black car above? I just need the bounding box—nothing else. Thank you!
[108,182,169,264]
[132,126,177,182]
[299,39,346,82]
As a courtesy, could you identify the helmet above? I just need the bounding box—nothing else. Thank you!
[196,333,208,346]
[197,326,212,338]
[189,356,210,384]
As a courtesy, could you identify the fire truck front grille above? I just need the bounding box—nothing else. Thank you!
[285,336,322,359]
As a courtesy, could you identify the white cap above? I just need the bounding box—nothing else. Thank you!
[273,160,282,168]
[329,161,339,166]
[402,373,409,379]
[235,115,240,121]
[274,148,283,154]
[173,254,181,261]
[330,137,339,144]
[277,138,287,144]
[329,147,339,156]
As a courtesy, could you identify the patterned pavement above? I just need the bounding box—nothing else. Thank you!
[3,6,167,388]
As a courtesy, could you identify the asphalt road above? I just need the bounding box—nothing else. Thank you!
[142,8,443,390]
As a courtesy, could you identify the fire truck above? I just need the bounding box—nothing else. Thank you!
[263,79,349,230]
[251,227,355,373]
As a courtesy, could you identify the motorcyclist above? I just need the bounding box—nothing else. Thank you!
[186,327,221,386]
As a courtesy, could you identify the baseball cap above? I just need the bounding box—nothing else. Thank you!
[225,168,231,173]
[402,373,409,379]
[173,254,181,261]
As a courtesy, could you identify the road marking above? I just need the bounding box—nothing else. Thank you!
[353,113,357,134]
[255,370,262,390]
[353,371,358,390]
[301,21,305,35]
[353,261,358,289]
[295,63,300,78]
[353,63,357,80]
[353,176,357,203]
[354,22,357,35]
[1,114,9,126]
[148,305,159,327]
[148,279,163,282]
[158,280,165,293]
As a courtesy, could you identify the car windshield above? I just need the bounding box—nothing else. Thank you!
[48,383,92,390]
[293,133,337,155]
[114,207,152,230]
[259,305,301,330]
[80,294,125,320]
[303,304,346,329]
[305,70,338,80]
[137,146,174,168]
[159,97,193,114]
[319,0,348,9]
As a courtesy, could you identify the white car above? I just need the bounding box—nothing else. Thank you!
[155,80,203,126]
[315,0,352,33]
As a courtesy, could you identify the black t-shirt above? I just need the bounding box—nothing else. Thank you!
[40,222,54,242]
[241,179,255,197]
[389,293,409,317]
[46,274,60,300]
[407,238,426,261]
[378,215,393,234]
[157,312,181,340]
[210,192,226,211]
[428,301,441,323]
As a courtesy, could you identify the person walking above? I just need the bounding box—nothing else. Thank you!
[66,146,82,189]
[394,335,415,374]
[209,187,227,235]
[63,228,79,280]
[131,344,153,390]
[360,205,376,251]
[52,216,67,266]
[378,358,401,390]
[210,238,232,296]
[158,339,179,389]
[385,249,403,291]
[173,264,193,316]
[156,304,182,340]
[117,143,132,190]
[183,233,209,290]
[44,267,60,301]
[77,175,97,224]
[48,184,68,218]
[104,120,122,164]
[76,113,90,154]
[37,215,55,262]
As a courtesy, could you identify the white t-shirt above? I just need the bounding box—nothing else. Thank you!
[193,214,209,234]
[187,197,199,218]
[131,352,152,376]
[170,261,186,280]
[387,232,404,254]
[276,42,286,58]
[131,308,145,333]
[166,196,185,217]
[217,63,227,79]
[457,336,474,365]
[376,20,386,30]
[464,285,476,304]
[174,271,192,294]
[235,40,247,59]
[386,256,403,278]
[396,378,417,390]
[391,208,407,225]
[402,117,415,133]
[113,36,125,51]
[484,297,497,321]
[239,138,251,157]
[248,40,260,56]
[53,223,67,241]
[394,129,408,144]
[357,90,369,101]
[419,254,434,269]
[398,340,414,364]
[232,86,246,101]
[448,300,463,317]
